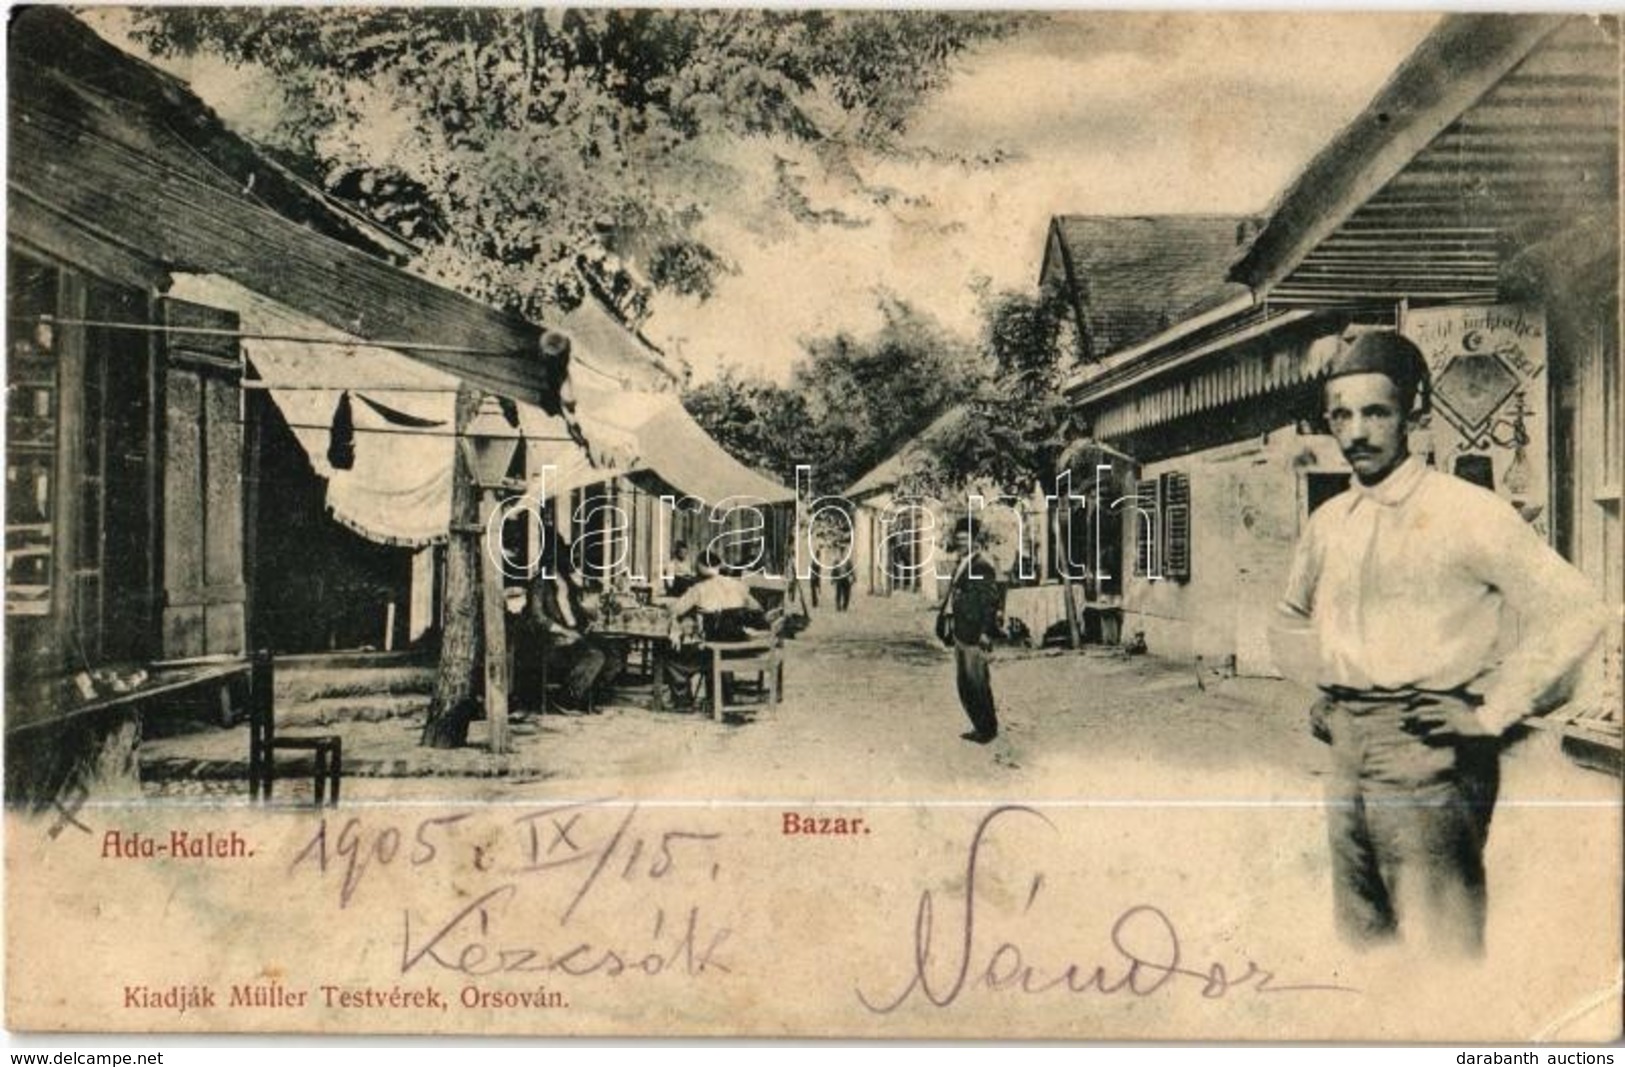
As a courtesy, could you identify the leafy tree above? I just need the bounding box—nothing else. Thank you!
[683,295,982,495]
[919,288,1086,497]
[129,9,1023,320]
[124,8,1024,747]
[913,288,1093,644]
[682,367,816,480]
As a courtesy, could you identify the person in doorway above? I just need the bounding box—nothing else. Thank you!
[1277,329,1605,957]
[666,539,696,598]
[936,517,1004,744]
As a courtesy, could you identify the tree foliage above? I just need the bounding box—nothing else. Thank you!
[682,367,816,483]
[683,296,982,495]
[913,288,1088,498]
[130,9,1022,321]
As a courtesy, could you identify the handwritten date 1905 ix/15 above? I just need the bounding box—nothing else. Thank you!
[856,806,1358,1013]
[285,804,735,984]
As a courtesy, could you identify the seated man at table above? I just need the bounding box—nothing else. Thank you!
[509,552,625,713]
[656,549,767,709]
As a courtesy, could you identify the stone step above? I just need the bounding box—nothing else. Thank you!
[273,665,435,706]
[278,692,429,727]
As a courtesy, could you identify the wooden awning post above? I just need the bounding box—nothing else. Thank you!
[476,485,511,757]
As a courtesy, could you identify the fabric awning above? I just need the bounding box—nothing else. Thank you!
[631,397,796,505]
[533,377,796,506]
[170,275,788,548]
[170,274,639,546]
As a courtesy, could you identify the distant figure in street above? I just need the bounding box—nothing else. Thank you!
[807,555,822,609]
[936,517,1004,744]
[832,555,855,612]
[1277,329,1605,957]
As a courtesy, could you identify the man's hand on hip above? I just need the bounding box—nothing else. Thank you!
[1404,701,1501,744]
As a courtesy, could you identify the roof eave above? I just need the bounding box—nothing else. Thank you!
[1228,13,1569,293]
[1063,289,1257,397]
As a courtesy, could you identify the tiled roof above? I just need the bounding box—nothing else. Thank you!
[1043,215,1257,358]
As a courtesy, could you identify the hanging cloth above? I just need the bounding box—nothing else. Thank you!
[327,391,356,470]
[355,392,447,429]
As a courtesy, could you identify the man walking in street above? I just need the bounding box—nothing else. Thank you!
[938,516,1004,744]
[1277,330,1606,957]
[833,555,855,612]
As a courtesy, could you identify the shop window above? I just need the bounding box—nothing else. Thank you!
[5,258,59,617]
[5,255,160,669]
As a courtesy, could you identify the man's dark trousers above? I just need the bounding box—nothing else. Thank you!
[954,639,998,738]
[1320,688,1499,956]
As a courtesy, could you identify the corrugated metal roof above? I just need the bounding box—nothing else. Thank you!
[9,7,416,263]
[1042,215,1258,358]
[7,8,577,408]
[1070,14,1617,431]
[1233,14,1618,304]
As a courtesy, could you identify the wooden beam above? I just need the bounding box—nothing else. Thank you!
[13,112,553,407]
[9,190,171,291]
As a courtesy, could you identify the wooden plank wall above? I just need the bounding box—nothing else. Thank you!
[160,298,246,658]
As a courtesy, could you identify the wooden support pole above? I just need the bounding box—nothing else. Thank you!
[479,488,511,756]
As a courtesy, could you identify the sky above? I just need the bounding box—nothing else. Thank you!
[88,9,1440,386]
[646,12,1440,383]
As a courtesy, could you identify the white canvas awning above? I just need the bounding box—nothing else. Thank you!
[169,274,641,546]
[518,367,795,507]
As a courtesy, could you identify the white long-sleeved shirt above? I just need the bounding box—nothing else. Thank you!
[1280,455,1606,732]
[668,574,759,618]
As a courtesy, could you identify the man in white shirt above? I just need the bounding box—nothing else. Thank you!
[656,550,763,710]
[667,551,760,619]
[1278,330,1606,956]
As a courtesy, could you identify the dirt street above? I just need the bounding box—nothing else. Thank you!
[144,590,1612,807]
[135,590,1621,1036]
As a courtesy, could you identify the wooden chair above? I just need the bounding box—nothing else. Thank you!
[247,650,342,806]
[703,617,785,723]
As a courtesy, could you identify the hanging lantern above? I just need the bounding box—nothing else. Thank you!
[466,395,522,489]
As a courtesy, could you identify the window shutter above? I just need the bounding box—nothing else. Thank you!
[1129,474,1160,578]
[1160,471,1191,583]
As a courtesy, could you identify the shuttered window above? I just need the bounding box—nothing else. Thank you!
[1159,471,1192,582]
[1127,470,1192,583]
[1129,477,1159,578]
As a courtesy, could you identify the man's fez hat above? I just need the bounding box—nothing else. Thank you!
[1326,330,1430,412]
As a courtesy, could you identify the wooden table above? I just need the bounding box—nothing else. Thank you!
[589,618,678,703]
[6,658,252,738]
